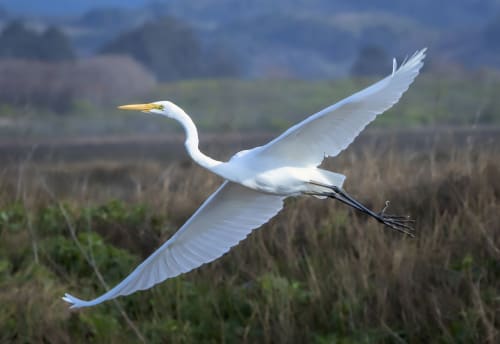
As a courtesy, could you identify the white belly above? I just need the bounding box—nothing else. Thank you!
[240,166,328,196]
[212,151,345,196]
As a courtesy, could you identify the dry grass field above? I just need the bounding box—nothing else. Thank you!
[0,128,499,343]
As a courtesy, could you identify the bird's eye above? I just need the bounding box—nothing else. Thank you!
[156,104,164,110]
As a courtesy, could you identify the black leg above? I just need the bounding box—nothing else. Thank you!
[308,182,415,237]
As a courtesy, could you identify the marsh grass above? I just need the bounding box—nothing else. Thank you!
[0,131,499,343]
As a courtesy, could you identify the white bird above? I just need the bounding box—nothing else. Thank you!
[63,49,426,308]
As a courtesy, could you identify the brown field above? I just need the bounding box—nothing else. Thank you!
[0,128,499,343]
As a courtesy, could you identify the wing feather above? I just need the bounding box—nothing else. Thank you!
[258,49,426,166]
[63,181,284,308]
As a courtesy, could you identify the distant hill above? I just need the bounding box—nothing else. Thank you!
[6,0,500,29]
[3,1,500,78]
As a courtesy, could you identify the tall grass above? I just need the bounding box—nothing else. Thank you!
[0,131,499,343]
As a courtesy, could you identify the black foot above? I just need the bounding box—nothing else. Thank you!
[377,201,415,237]
[308,182,416,238]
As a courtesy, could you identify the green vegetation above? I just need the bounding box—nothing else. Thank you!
[152,73,500,129]
[0,134,498,343]
[1,72,500,138]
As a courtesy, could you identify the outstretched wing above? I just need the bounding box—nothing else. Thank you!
[63,181,284,308]
[257,49,426,166]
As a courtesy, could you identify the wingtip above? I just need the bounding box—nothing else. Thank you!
[412,47,427,62]
[62,293,88,309]
[392,48,427,75]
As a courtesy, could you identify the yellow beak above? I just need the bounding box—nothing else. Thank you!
[117,103,161,113]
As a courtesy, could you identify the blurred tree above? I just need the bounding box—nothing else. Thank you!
[101,17,240,80]
[0,21,75,61]
[73,7,152,55]
[39,26,75,61]
[359,25,398,54]
[0,20,39,59]
[351,45,391,76]
[224,13,356,61]
[101,17,202,81]
[201,43,241,78]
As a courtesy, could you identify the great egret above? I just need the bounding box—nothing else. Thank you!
[63,49,426,308]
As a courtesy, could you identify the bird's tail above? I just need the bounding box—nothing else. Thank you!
[319,169,346,188]
[309,170,346,198]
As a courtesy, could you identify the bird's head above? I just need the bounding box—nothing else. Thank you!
[118,101,181,118]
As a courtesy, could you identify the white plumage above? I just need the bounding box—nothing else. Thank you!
[63,182,283,308]
[63,49,426,308]
[259,50,425,166]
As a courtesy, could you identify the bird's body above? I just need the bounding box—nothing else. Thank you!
[154,101,343,196]
[63,49,426,309]
[218,152,343,196]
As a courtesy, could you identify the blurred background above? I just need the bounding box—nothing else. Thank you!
[0,1,499,343]
[0,0,500,139]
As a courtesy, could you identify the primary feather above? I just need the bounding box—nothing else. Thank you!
[63,182,284,308]
[259,49,426,166]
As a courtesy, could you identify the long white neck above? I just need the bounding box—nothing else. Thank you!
[173,108,223,170]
